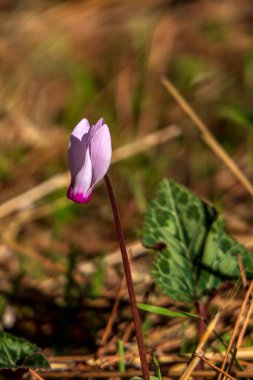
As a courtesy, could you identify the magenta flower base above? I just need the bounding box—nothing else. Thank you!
[67,186,92,204]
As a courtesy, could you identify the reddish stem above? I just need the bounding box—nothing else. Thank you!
[104,174,150,380]
[195,301,208,380]
[197,301,208,339]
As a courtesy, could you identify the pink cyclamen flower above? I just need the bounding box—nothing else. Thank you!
[67,118,112,204]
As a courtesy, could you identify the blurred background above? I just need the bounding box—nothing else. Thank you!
[0,0,253,360]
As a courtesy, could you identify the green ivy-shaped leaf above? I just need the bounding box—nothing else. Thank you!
[143,179,253,302]
[0,331,49,369]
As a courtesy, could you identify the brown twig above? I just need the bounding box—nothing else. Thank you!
[100,353,135,369]
[218,281,253,380]
[29,368,46,380]
[179,312,220,380]
[97,274,126,356]
[194,353,236,380]
[37,369,253,378]
[237,255,248,289]
[236,295,253,349]
[225,282,253,376]
[122,321,134,343]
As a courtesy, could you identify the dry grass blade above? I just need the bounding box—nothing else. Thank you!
[100,353,135,369]
[225,282,253,376]
[78,241,147,275]
[0,124,181,220]
[161,77,253,197]
[194,353,236,380]
[179,311,220,380]
[29,368,46,380]
[122,320,134,343]
[236,295,253,349]
[97,274,126,356]
[237,255,248,289]
[218,281,253,380]
[35,369,253,378]
[0,173,67,220]
[235,256,253,350]
[111,124,180,163]
[224,298,253,379]
[38,370,155,378]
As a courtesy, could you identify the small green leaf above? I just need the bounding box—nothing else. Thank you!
[118,339,125,373]
[219,104,253,130]
[0,332,49,369]
[138,303,199,319]
[153,356,162,380]
[143,179,253,302]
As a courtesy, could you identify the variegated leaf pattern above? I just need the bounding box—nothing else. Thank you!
[143,179,253,302]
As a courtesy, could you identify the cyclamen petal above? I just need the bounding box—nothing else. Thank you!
[90,122,112,186]
[68,149,93,204]
[67,117,112,204]
[71,118,90,141]
[68,118,90,180]
[68,134,87,181]
[86,117,104,147]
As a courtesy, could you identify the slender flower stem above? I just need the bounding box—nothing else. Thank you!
[104,174,150,380]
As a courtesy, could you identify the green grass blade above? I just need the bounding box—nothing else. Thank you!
[138,303,199,319]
